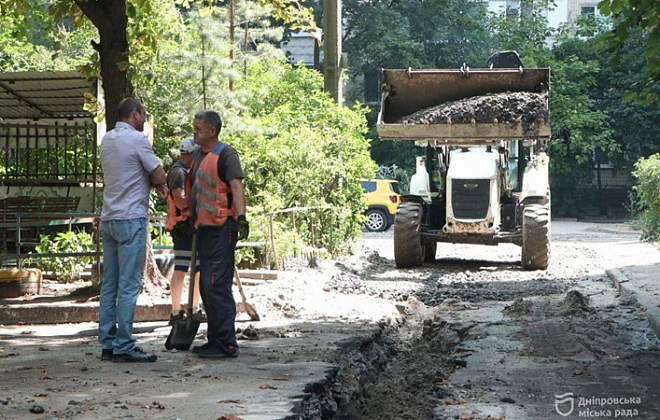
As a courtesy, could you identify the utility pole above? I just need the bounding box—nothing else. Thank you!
[323,0,342,105]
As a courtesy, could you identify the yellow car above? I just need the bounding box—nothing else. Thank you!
[361,179,401,232]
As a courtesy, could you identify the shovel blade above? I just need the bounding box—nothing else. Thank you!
[165,316,201,351]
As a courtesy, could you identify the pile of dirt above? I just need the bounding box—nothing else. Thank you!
[397,91,549,126]
[562,289,592,313]
[503,297,533,316]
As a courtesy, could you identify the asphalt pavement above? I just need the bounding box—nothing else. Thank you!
[0,220,658,420]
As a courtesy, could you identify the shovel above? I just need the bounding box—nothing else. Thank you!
[234,266,260,321]
[165,234,201,350]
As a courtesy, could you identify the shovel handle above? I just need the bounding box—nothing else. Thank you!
[186,233,198,320]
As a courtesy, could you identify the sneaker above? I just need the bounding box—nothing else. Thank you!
[194,310,207,323]
[112,347,157,363]
[191,342,214,354]
[197,343,238,359]
[169,310,185,326]
[101,348,113,361]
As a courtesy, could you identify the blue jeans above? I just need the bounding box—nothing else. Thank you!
[98,218,147,354]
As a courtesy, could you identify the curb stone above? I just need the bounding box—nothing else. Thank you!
[605,267,660,342]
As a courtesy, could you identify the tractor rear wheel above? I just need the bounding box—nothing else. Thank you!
[521,204,550,270]
[394,202,424,268]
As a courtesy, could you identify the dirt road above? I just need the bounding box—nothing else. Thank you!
[1,221,659,420]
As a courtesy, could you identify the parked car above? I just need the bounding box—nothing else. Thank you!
[361,179,401,232]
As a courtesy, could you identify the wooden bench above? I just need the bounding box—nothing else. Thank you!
[0,196,81,256]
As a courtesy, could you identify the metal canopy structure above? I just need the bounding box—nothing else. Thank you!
[0,71,95,120]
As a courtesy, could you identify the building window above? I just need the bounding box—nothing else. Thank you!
[581,6,596,15]
[506,0,520,17]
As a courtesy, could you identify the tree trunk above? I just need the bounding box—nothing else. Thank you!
[142,236,169,297]
[75,0,164,295]
[75,0,132,130]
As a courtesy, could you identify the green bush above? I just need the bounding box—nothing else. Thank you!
[229,59,377,263]
[631,154,660,241]
[29,230,96,282]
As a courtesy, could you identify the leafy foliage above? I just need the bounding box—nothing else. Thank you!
[231,58,376,262]
[550,16,660,216]
[28,230,96,282]
[598,0,660,102]
[487,0,556,65]
[631,154,660,240]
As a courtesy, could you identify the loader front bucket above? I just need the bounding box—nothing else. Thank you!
[377,67,551,143]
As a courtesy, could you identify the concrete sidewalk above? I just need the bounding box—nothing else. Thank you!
[0,291,170,325]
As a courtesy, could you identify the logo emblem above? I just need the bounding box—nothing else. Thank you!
[555,392,575,417]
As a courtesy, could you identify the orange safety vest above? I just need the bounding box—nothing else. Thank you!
[165,162,191,231]
[190,142,235,227]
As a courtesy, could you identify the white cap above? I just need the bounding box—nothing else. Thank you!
[179,137,195,154]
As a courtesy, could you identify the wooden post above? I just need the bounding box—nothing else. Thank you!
[269,213,278,269]
[323,0,342,104]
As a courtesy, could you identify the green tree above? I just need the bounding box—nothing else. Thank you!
[552,16,660,217]
[0,0,318,128]
[598,0,660,101]
[232,58,376,262]
[631,154,660,240]
[487,0,556,65]
[592,27,660,165]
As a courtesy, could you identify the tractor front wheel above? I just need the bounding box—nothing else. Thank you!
[394,202,424,268]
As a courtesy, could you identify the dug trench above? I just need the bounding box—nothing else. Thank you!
[289,230,660,420]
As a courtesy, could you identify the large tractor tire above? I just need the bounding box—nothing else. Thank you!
[393,202,424,268]
[521,204,550,270]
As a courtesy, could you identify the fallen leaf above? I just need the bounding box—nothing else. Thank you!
[444,397,465,405]
[259,383,277,390]
[218,399,241,404]
[573,369,583,376]
[34,393,48,397]
[459,413,472,420]
[219,415,244,420]
[130,379,139,384]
